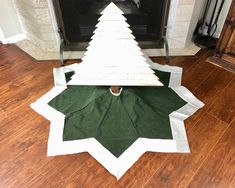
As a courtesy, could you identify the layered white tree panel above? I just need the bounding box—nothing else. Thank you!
[68,2,163,86]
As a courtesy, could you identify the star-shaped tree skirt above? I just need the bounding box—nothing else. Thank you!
[31,55,204,179]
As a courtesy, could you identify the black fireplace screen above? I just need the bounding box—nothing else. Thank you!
[53,0,170,50]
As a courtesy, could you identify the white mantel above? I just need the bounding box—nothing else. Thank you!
[5,0,229,60]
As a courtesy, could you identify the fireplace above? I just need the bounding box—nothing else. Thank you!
[14,0,203,60]
[53,0,170,51]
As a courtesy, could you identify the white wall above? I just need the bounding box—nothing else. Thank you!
[0,0,25,43]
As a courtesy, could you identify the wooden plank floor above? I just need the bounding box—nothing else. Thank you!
[0,44,234,188]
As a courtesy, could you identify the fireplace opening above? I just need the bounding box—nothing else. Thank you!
[53,0,170,51]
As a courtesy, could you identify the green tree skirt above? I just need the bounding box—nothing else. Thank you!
[48,70,186,157]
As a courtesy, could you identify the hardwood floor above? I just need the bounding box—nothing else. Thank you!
[0,44,234,188]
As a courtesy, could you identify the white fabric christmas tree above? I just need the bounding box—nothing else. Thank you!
[68,2,163,86]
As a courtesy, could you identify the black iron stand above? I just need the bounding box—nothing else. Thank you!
[193,0,225,49]
[164,36,170,63]
[58,28,65,67]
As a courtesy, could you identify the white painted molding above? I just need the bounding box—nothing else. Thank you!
[0,32,26,44]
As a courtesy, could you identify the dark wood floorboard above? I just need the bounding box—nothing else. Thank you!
[144,114,229,188]
[207,79,235,124]
[0,45,234,188]
[187,119,235,188]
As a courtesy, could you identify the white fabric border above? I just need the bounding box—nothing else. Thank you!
[30,55,204,179]
[144,54,204,152]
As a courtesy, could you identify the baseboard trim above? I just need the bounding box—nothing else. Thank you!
[207,56,235,73]
[1,33,26,44]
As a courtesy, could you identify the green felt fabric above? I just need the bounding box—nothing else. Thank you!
[65,71,75,83]
[48,70,186,157]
